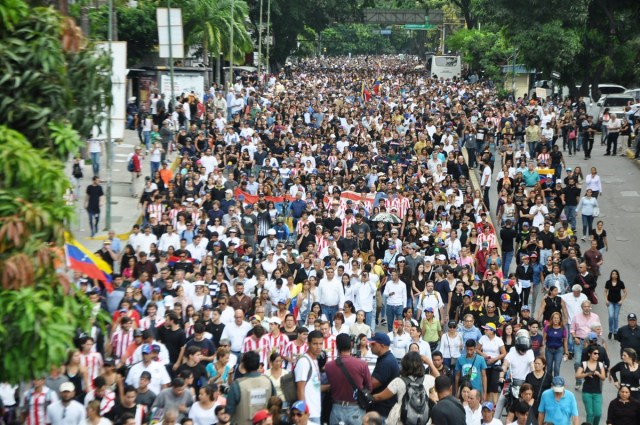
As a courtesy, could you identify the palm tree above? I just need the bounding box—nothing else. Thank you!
[184,0,253,84]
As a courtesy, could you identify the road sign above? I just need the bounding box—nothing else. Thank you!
[380,29,392,35]
[551,71,561,79]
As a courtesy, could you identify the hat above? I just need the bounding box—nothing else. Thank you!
[530,252,538,258]
[141,344,153,355]
[252,409,271,424]
[482,323,497,332]
[277,299,286,305]
[552,376,565,392]
[502,315,512,322]
[133,329,143,337]
[268,317,282,325]
[103,239,111,244]
[425,307,434,313]
[249,315,261,322]
[397,256,406,262]
[464,290,473,298]
[566,168,572,171]
[267,229,276,235]
[628,313,638,320]
[151,344,161,352]
[587,332,598,341]
[522,222,530,227]
[501,294,511,304]
[389,244,396,249]
[521,305,531,311]
[369,332,391,346]
[60,382,75,392]
[291,400,309,414]
[572,284,582,292]
[481,401,494,411]
[203,304,213,310]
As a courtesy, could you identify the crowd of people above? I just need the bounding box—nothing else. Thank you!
[5,55,640,425]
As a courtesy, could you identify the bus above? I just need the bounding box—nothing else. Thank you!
[427,55,462,79]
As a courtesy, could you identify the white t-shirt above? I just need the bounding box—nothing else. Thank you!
[481,165,492,188]
[505,347,534,380]
[478,335,505,366]
[465,405,482,425]
[189,401,218,425]
[294,354,321,419]
[439,332,464,359]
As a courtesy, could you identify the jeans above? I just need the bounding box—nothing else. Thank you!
[150,161,160,179]
[322,304,339,325]
[365,311,374,330]
[564,205,577,231]
[527,142,537,160]
[577,134,584,151]
[601,125,609,143]
[330,404,364,425]
[539,249,552,269]
[380,294,388,322]
[546,347,564,376]
[143,131,151,150]
[467,147,476,168]
[531,283,540,315]
[606,132,619,154]
[502,250,514,276]
[574,338,585,385]
[87,209,100,237]
[608,302,622,334]
[582,392,602,425]
[386,304,403,332]
[568,137,577,155]
[90,152,100,177]
[584,138,594,157]
[483,186,491,210]
[582,214,594,238]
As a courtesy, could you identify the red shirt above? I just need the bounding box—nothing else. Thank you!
[324,355,372,403]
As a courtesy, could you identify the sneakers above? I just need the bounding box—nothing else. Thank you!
[581,236,586,242]
[608,332,612,340]
[604,153,611,156]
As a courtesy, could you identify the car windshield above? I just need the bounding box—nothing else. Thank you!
[604,97,632,107]
[600,86,625,95]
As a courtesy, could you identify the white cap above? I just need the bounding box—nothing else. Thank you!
[60,382,75,392]
[268,317,282,325]
[267,229,276,235]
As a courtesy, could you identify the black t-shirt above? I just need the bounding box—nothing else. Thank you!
[86,184,104,211]
[604,280,625,303]
[156,326,187,364]
[562,186,581,206]
[204,321,225,347]
[500,227,517,252]
[431,395,466,425]
[538,230,555,250]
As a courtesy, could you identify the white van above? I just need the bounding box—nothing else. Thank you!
[427,55,462,80]
[581,84,627,118]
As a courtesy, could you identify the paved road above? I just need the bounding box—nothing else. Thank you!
[482,135,640,420]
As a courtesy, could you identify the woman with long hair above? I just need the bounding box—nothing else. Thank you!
[478,322,507,404]
[265,352,289,402]
[609,348,640,401]
[606,386,640,424]
[577,188,599,241]
[504,383,536,425]
[525,357,552,412]
[296,280,315,326]
[576,345,606,425]
[543,312,568,376]
[189,384,218,425]
[604,269,627,339]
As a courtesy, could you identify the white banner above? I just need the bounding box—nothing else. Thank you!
[157,8,184,59]
[92,41,127,140]
[160,73,205,100]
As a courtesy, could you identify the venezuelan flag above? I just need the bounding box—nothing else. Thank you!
[373,79,381,95]
[64,232,113,292]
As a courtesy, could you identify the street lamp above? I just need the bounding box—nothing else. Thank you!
[229,0,234,87]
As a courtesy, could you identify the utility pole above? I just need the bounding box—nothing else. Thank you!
[265,0,271,75]
[229,0,234,87]
[257,0,263,77]
[167,0,175,110]
[105,0,114,230]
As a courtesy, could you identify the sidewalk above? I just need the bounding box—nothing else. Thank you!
[68,129,151,252]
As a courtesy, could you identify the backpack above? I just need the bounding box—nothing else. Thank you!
[280,355,312,403]
[400,376,429,425]
[72,162,83,178]
[127,156,135,172]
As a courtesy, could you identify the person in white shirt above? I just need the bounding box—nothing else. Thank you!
[199,149,218,177]
[220,310,253,356]
[158,225,180,252]
[445,230,462,259]
[127,344,171,395]
[137,226,158,255]
[315,267,345,324]
[388,320,411,359]
[417,281,445,322]
[352,271,377,329]
[127,225,143,252]
[185,235,207,263]
[383,270,407,332]
[46,382,86,425]
[480,401,502,425]
[464,389,482,425]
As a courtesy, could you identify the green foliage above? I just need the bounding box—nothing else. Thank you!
[0,0,111,384]
[320,24,413,56]
[0,4,111,158]
[447,27,512,81]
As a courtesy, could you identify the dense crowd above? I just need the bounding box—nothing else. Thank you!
[5,55,640,425]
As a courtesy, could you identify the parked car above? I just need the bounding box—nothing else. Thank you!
[624,88,640,103]
[596,93,635,123]
[581,84,627,119]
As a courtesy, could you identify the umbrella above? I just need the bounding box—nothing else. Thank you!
[414,64,425,70]
[371,212,402,224]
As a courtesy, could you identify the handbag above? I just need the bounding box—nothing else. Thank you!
[579,275,598,305]
[336,357,373,410]
[592,207,600,217]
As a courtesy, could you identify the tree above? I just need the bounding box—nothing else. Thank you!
[446,27,512,81]
[0,0,110,383]
[479,0,640,97]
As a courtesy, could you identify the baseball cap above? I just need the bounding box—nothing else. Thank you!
[369,332,391,346]
[60,382,75,392]
[268,317,282,325]
[629,313,637,320]
[291,400,309,414]
[389,244,396,249]
[464,290,473,298]
[141,344,153,355]
[481,401,494,411]
[425,307,434,313]
[587,332,598,341]
[133,329,143,337]
[473,295,483,302]
[552,376,565,392]
[501,294,511,304]
[252,409,271,424]
[521,305,531,311]
[151,344,161,352]
[522,222,530,227]
[482,323,497,332]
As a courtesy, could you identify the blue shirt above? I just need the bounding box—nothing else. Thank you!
[523,170,540,187]
[538,388,579,425]
[459,326,482,344]
[371,350,400,417]
[454,354,487,393]
[289,199,307,218]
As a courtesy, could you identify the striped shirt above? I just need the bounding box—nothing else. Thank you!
[110,328,134,359]
[323,335,337,361]
[22,388,58,425]
[242,335,270,365]
[267,333,290,359]
[80,352,104,391]
[285,341,309,370]
[83,389,116,416]
[341,216,357,237]
[147,203,165,221]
